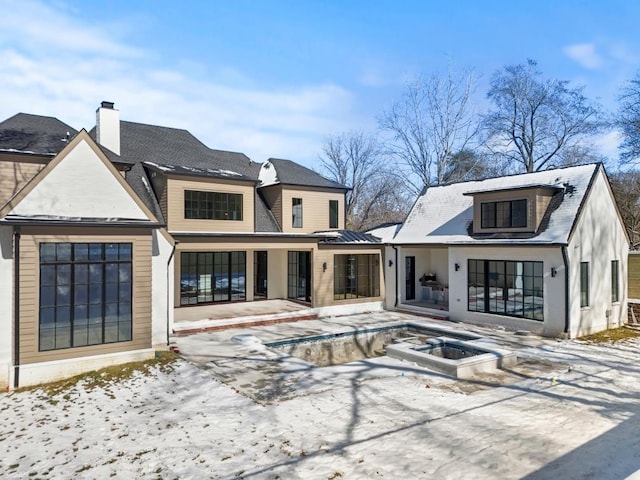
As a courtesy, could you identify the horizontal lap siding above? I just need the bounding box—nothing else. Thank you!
[281,186,344,233]
[0,159,45,208]
[167,177,255,233]
[18,228,153,365]
[629,253,640,299]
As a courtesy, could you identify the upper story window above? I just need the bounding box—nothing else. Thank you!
[329,200,339,229]
[292,198,303,228]
[184,190,243,221]
[481,199,527,229]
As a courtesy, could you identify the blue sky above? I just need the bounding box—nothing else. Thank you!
[1,0,639,167]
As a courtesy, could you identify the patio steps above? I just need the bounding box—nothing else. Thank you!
[396,305,449,321]
[172,309,319,335]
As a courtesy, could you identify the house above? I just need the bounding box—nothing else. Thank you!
[0,102,384,388]
[372,164,629,338]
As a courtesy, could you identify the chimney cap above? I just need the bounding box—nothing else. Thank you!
[100,101,115,109]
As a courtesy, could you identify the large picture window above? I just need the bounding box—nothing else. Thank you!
[39,243,132,351]
[184,190,243,221]
[481,199,527,228]
[180,251,246,305]
[334,254,380,300]
[468,259,543,321]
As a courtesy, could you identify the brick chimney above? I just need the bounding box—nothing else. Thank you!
[96,101,120,155]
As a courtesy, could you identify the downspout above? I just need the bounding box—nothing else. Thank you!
[562,246,570,337]
[392,245,399,307]
[13,227,20,389]
[166,241,177,346]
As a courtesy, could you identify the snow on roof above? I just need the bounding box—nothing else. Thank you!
[393,163,600,246]
[143,161,248,180]
[367,223,403,243]
[258,160,279,187]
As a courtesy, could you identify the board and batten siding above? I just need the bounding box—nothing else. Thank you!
[0,157,46,208]
[17,227,153,365]
[279,186,345,234]
[165,176,255,233]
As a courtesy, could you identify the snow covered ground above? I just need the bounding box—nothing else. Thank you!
[2,312,640,479]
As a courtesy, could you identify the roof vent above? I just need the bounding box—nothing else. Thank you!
[101,101,115,109]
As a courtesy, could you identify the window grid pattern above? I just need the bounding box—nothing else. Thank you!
[467,259,543,321]
[612,260,620,303]
[329,200,339,229]
[292,198,303,228]
[481,199,527,228]
[287,251,310,302]
[580,262,590,307]
[334,254,380,301]
[180,251,246,305]
[39,243,132,352]
[184,190,243,221]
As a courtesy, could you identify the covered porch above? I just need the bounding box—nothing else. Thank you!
[394,245,450,316]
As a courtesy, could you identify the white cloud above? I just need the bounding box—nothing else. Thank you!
[593,130,622,160]
[0,0,357,166]
[563,43,604,70]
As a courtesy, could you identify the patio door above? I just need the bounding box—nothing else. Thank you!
[254,251,268,299]
[405,256,416,301]
[287,251,311,303]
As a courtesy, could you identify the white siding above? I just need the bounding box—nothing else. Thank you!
[567,169,629,337]
[9,139,148,220]
[152,230,174,347]
[448,246,565,336]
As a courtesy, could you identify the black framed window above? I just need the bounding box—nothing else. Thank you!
[39,243,132,351]
[334,254,380,300]
[292,198,303,228]
[287,251,311,302]
[481,199,527,228]
[329,200,339,229]
[580,262,589,307]
[467,259,543,321]
[180,251,246,305]
[184,190,243,220]
[612,260,619,303]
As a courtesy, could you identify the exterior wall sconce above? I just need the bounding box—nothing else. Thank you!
[455,263,460,271]
[388,259,393,267]
[323,262,327,272]
[551,267,557,277]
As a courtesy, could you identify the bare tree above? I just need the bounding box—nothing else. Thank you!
[609,170,640,248]
[484,59,603,173]
[319,131,408,230]
[379,66,480,196]
[617,73,640,163]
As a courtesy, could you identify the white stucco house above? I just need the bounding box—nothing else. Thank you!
[371,163,629,338]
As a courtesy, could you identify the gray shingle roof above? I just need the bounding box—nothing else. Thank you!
[255,191,281,232]
[264,158,349,190]
[0,113,77,156]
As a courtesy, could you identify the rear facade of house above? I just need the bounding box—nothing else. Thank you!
[0,104,384,388]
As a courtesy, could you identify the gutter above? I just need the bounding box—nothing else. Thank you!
[562,246,570,336]
[13,227,20,389]
[166,241,178,346]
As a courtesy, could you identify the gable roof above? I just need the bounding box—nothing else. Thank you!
[0,130,160,225]
[260,158,349,190]
[393,163,600,246]
[0,113,78,156]
[367,222,403,243]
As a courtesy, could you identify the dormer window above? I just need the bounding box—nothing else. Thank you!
[481,199,527,229]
